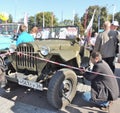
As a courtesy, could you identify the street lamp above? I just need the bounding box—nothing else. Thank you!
[112,4,116,22]
[106,4,111,20]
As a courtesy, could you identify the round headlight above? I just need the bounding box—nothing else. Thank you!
[40,46,50,56]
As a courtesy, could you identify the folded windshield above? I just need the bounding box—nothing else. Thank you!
[36,26,79,40]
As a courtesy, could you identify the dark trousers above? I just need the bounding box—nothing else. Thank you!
[103,57,115,73]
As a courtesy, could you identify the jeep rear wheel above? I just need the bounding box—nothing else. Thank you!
[47,68,77,109]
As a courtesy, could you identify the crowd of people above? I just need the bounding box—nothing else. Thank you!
[16,24,40,46]
[80,20,120,111]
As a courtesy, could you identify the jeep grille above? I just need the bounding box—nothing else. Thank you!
[17,44,37,71]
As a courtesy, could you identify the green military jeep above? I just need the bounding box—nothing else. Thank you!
[0,26,90,109]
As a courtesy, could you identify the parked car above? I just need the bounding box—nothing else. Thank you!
[0,26,90,109]
[0,34,16,50]
[0,23,20,50]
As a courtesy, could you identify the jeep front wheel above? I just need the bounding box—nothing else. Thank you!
[47,68,77,109]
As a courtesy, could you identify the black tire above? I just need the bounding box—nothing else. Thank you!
[0,57,4,65]
[0,66,7,88]
[47,68,77,109]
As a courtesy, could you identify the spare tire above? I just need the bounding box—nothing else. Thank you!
[47,68,77,109]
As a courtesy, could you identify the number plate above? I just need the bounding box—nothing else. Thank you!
[18,78,43,91]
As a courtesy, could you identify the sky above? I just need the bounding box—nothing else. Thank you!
[0,0,120,22]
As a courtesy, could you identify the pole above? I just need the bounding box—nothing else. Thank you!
[61,11,63,22]
[51,12,53,33]
[14,0,16,22]
[43,12,44,29]
[98,8,101,32]
[51,12,53,27]
[73,10,75,25]
[112,4,116,22]
[106,4,110,21]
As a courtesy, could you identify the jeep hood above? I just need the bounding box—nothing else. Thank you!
[29,40,80,61]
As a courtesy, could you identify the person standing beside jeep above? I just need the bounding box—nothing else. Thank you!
[94,21,120,73]
[16,24,34,46]
[111,21,120,55]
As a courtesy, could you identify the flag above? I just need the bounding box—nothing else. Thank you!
[24,13,28,28]
[85,9,96,38]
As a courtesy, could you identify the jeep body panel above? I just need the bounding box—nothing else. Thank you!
[10,39,81,72]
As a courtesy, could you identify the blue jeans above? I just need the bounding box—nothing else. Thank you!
[82,91,109,107]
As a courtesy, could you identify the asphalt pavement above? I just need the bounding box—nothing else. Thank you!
[0,63,120,113]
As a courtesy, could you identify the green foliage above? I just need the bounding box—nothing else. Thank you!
[80,5,108,34]
[60,19,73,26]
[28,12,58,31]
[36,12,58,28]
[74,14,81,34]
[74,14,80,26]
[114,12,120,29]
[7,14,13,23]
[28,16,35,31]
[7,6,120,34]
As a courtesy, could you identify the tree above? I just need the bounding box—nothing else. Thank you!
[114,12,120,26]
[80,5,108,34]
[62,19,73,26]
[36,12,58,28]
[28,16,35,31]
[74,14,80,26]
[7,14,13,23]
[28,12,58,31]
[74,14,81,34]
